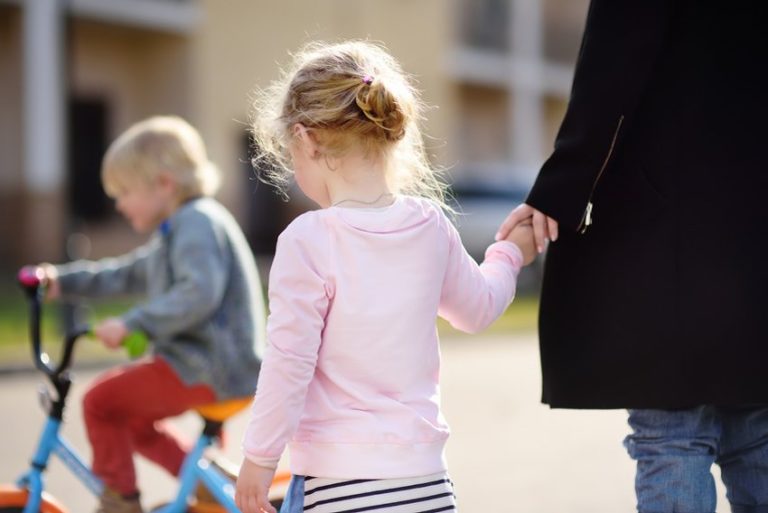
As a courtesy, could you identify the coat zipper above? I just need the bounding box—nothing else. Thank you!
[578,115,625,234]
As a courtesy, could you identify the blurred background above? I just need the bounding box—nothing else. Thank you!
[0,0,588,273]
[0,2,738,510]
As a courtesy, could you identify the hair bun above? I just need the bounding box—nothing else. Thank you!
[355,79,406,142]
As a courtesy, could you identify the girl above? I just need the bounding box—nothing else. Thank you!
[236,41,535,513]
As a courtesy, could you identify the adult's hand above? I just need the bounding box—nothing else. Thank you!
[496,204,558,254]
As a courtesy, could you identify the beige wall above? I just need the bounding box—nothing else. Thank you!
[193,0,455,220]
[0,1,584,268]
[63,20,195,258]
[71,19,191,143]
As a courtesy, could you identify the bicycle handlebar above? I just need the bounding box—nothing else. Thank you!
[16,266,148,380]
[17,266,89,379]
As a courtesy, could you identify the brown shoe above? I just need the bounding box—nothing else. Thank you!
[95,488,144,513]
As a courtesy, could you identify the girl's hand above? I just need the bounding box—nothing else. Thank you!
[236,459,277,513]
[496,203,558,254]
[93,318,129,350]
[38,263,61,300]
[506,224,537,266]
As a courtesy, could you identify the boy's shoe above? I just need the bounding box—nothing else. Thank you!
[95,488,144,513]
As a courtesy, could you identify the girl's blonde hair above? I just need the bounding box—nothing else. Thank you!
[250,40,449,208]
[102,116,220,200]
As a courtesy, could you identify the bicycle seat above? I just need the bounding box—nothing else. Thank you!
[194,397,252,422]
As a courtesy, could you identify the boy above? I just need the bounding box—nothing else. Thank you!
[42,116,263,513]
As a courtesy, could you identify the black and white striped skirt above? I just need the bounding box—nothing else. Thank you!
[279,472,458,512]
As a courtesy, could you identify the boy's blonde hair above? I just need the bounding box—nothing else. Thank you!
[102,116,220,200]
[250,40,449,208]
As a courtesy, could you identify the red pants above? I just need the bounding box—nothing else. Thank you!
[83,357,216,495]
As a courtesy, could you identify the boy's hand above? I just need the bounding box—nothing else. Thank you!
[506,224,537,266]
[38,263,60,300]
[94,318,129,350]
[236,459,277,513]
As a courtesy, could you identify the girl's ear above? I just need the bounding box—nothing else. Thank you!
[292,123,319,159]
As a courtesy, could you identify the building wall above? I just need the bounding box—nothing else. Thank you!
[0,6,22,191]
[66,19,194,258]
[0,6,27,268]
[71,20,191,135]
[193,0,455,222]
[0,0,589,269]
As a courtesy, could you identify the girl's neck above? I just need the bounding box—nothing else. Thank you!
[325,154,394,209]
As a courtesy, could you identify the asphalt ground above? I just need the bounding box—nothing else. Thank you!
[0,333,731,512]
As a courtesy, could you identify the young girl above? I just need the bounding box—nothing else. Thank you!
[235,41,535,513]
[41,116,264,513]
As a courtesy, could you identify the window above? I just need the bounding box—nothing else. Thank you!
[458,0,510,52]
[68,97,111,222]
[542,0,589,64]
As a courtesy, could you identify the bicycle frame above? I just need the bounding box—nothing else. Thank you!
[16,415,104,513]
[15,394,245,513]
[154,433,238,513]
[9,266,286,513]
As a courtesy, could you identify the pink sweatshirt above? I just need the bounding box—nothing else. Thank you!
[242,195,523,479]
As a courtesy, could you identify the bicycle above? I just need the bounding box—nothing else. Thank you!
[0,266,289,513]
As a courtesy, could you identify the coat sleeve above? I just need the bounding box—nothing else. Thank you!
[526,0,677,231]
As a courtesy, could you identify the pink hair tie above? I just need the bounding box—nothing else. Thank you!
[362,75,374,85]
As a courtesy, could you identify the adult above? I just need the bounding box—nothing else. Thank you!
[498,1,768,511]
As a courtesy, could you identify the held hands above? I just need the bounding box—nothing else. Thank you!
[496,203,558,255]
[236,459,277,513]
[93,318,129,350]
[505,224,537,266]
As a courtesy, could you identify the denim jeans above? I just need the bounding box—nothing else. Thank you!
[624,406,768,513]
[279,475,305,513]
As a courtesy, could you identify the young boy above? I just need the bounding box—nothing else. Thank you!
[41,116,264,513]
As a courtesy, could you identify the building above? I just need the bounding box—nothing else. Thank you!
[0,0,588,270]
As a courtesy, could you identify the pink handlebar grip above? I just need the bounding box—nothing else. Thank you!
[18,266,45,288]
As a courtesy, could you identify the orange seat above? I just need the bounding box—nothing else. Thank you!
[194,397,252,422]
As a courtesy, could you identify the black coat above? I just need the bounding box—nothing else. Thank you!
[526,0,768,409]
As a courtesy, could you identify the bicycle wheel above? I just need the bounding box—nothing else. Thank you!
[0,484,68,513]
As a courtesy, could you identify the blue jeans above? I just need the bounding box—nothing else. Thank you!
[624,406,768,513]
[279,475,305,513]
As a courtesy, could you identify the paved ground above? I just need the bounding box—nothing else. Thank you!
[0,333,731,512]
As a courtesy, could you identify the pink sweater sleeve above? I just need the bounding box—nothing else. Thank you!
[438,220,523,333]
[242,221,330,468]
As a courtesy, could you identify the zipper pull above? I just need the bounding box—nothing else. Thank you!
[579,202,593,234]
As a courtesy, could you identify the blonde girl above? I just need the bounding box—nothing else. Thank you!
[236,41,535,513]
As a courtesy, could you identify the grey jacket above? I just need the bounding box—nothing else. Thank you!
[57,197,264,399]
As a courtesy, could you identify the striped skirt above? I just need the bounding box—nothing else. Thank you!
[279,472,458,512]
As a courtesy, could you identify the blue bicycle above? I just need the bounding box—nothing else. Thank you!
[0,267,288,513]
